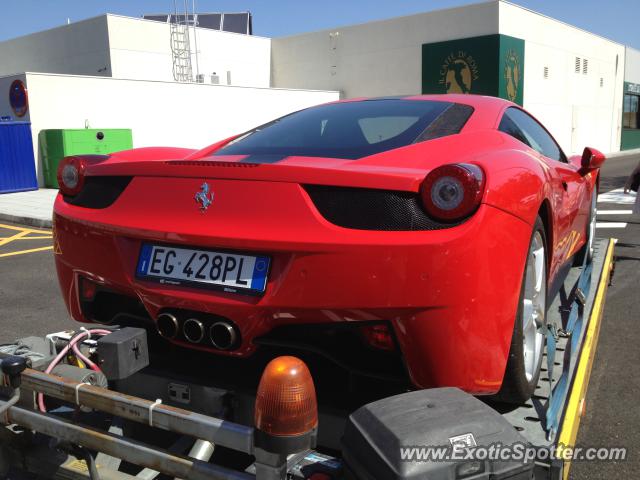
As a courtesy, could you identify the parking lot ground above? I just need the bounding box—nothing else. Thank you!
[0,223,53,257]
[0,221,74,343]
[0,154,638,478]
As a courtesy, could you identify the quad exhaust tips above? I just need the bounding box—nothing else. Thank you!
[156,313,179,339]
[209,321,237,351]
[156,313,238,350]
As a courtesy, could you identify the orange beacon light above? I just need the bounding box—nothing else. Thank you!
[255,356,318,437]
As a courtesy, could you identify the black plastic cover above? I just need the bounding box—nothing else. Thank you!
[63,176,132,209]
[304,185,462,231]
[96,328,149,381]
[341,388,534,480]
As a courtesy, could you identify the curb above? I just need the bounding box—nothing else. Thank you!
[0,213,52,229]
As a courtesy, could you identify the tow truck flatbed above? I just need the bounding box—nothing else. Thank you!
[0,238,616,480]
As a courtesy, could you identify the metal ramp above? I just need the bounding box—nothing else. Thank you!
[499,238,615,478]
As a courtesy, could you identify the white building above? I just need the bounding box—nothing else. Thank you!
[271,1,628,155]
[0,14,270,87]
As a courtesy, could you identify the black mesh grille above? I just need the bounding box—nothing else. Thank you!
[64,176,132,209]
[304,185,461,231]
[415,103,474,142]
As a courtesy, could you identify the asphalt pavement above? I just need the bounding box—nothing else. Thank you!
[0,152,638,478]
[0,223,74,342]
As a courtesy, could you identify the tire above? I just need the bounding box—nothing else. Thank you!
[573,189,597,266]
[496,216,548,404]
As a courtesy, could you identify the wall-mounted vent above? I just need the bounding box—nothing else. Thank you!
[543,66,549,79]
[600,77,604,87]
[575,57,581,73]
[583,59,589,75]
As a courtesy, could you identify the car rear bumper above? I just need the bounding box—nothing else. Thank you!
[54,186,532,394]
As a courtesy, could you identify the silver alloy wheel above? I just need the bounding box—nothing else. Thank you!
[522,231,546,382]
[587,192,597,260]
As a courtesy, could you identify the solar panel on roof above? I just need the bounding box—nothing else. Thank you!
[196,13,222,30]
[169,14,196,25]
[143,15,170,23]
[142,12,252,34]
[222,13,251,34]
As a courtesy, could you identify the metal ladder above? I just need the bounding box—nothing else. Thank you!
[170,2,194,82]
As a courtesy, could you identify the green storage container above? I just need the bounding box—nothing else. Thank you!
[39,129,133,188]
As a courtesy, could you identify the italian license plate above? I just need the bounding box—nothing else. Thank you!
[136,244,270,295]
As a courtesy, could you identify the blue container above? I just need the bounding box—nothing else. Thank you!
[0,122,38,194]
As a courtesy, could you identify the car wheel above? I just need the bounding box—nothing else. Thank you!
[573,189,597,266]
[496,216,547,404]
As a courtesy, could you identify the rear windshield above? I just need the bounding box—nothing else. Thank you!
[215,99,467,160]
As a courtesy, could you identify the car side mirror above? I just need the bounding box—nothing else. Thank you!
[580,147,606,171]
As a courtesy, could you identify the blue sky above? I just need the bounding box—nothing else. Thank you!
[1,0,638,49]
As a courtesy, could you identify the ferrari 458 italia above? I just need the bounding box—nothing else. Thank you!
[53,94,604,403]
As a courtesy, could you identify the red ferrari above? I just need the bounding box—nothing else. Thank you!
[53,94,603,403]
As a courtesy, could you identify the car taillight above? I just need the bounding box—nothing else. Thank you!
[360,324,396,351]
[420,163,485,221]
[79,276,98,301]
[57,155,109,197]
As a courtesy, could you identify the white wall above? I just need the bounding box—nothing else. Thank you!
[0,14,271,87]
[625,47,640,83]
[23,73,338,184]
[271,2,499,97]
[107,15,271,87]
[499,2,625,154]
[0,17,111,78]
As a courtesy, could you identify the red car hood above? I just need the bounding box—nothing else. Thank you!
[86,130,505,192]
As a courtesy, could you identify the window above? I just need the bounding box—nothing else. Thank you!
[624,94,639,129]
[497,112,531,147]
[357,117,421,144]
[216,100,468,160]
[498,107,567,162]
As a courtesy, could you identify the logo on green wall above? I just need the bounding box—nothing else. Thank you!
[422,34,525,106]
[503,49,521,102]
[439,51,480,94]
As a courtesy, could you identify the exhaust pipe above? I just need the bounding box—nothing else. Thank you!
[156,313,178,339]
[183,318,205,344]
[209,321,237,350]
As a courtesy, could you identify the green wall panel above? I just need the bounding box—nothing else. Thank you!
[621,130,640,150]
[498,34,525,105]
[622,82,640,150]
[422,34,525,106]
